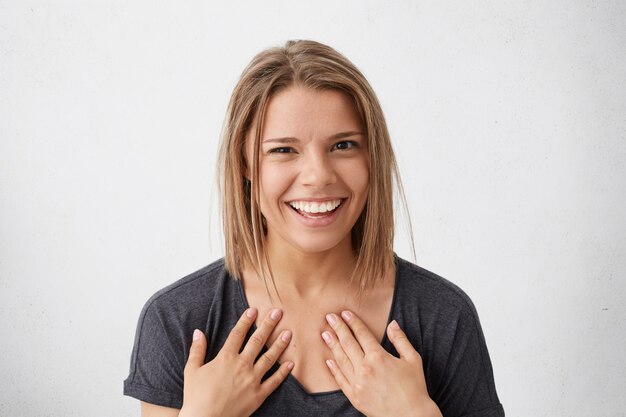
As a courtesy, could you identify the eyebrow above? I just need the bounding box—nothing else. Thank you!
[262,131,364,144]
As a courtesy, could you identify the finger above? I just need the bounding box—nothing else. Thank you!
[321,330,354,377]
[340,310,381,353]
[326,313,364,363]
[325,359,352,396]
[240,308,282,361]
[222,308,257,353]
[258,361,294,398]
[184,329,207,376]
[387,320,419,361]
[254,330,292,377]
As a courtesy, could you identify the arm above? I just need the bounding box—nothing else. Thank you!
[141,401,180,417]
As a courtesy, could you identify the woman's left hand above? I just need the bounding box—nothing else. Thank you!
[322,311,442,417]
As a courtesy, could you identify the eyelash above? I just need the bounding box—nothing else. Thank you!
[333,140,359,150]
[267,147,294,154]
[267,141,359,154]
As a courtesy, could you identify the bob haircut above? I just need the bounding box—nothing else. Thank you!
[218,39,412,297]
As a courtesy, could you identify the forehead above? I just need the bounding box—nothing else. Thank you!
[259,86,363,139]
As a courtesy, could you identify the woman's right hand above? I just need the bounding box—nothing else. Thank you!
[178,307,293,417]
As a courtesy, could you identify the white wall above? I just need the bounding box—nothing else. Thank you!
[1,1,625,416]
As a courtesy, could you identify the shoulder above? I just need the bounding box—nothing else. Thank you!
[140,258,228,317]
[392,255,488,349]
[392,256,494,372]
[392,257,504,416]
[394,255,480,319]
[132,258,233,347]
[124,258,232,408]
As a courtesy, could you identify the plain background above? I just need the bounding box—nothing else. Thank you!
[1,1,625,416]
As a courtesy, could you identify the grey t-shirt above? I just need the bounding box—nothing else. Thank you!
[124,256,504,417]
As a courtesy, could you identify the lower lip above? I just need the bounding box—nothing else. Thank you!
[286,201,345,227]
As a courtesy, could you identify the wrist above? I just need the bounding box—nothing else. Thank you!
[178,407,194,417]
[418,399,442,417]
[179,406,218,417]
[393,399,441,417]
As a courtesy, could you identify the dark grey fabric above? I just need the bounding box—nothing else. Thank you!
[124,256,504,417]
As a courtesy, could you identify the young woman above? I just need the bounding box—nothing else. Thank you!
[124,40,504,417]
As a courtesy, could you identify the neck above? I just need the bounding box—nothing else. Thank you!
[253,236,358,301]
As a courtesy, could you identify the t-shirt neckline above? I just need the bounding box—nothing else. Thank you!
[232,254,402,397]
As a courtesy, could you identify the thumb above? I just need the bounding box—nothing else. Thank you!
[185,329,207,374]
[387,320,419,361]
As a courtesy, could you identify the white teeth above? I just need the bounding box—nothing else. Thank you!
[289,199,342,214]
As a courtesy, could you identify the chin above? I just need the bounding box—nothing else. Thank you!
[289,236,349,255]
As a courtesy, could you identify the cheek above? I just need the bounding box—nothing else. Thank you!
[258,166,292,208]
[345,159,370,198]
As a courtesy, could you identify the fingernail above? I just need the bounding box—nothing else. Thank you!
[321,331,331,343]
[246,308,256,318]
[271,308,282,320]
[341,310,352,321]
[326,313,337,326]
[193,329,201,341]
[281,330,292,342]
[326,359,333,369]
[390,320,400,331]
[287,361,294,370]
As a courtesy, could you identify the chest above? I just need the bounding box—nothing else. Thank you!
[238,265,396,394]
[255,297,393,394]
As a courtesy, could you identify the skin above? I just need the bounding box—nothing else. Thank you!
[141,86,442,417]
[238,86,390,394]
[252,86,370,259]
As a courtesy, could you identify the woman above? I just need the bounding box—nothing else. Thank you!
[124,40,504,417]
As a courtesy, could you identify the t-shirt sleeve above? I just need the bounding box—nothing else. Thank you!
[123,295,187,409]
[429,297,504,417]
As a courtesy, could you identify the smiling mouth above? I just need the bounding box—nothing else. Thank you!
[287,199,345,218]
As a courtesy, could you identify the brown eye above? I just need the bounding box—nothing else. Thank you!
[333,141,358,151]
[269,147,294,154]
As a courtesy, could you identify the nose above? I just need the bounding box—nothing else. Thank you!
[300,151,336,187]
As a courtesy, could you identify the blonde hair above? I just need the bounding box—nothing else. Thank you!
[218,39,413,297]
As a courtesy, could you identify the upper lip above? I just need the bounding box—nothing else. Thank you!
[286,197,346,203]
